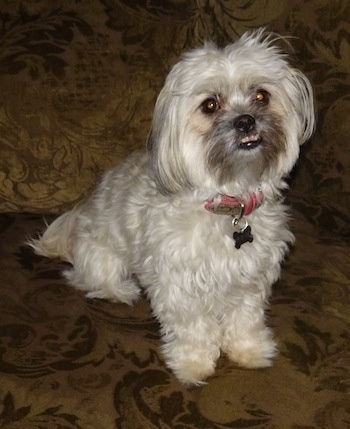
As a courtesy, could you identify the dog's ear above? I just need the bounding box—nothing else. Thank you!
[249,29,315,146]
[287,68,316,145]
[148,85,192,195]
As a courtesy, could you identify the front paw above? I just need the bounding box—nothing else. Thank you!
[163,343,219,386]
[224,328,277,368]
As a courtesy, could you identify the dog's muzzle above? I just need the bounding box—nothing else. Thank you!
[234,114,262,150]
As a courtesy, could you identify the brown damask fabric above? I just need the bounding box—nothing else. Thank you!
[0,1,349,428]
[0,209,349,428]
[0,0,349,225]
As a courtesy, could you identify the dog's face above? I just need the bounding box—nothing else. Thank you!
[150,29,315,195]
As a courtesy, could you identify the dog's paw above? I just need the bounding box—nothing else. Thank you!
[225,329,277,368]
[168,355,216,386]
[82,278,140,305]
[162,341,219,386]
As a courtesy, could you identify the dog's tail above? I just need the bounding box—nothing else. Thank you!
[29,204,84,263]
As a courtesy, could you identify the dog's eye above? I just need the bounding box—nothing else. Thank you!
[202,98,219,114]
[255,90,270,104]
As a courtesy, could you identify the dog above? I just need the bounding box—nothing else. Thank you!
[30,29,315,385]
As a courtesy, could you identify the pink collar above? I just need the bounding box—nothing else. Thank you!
[204,191,264,219]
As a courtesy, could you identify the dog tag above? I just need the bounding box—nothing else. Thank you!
[232,219,253,249]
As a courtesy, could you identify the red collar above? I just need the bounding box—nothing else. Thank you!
[204,191,264,219]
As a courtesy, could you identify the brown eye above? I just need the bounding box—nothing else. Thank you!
[255,90,269,104]
[202,98,219,114]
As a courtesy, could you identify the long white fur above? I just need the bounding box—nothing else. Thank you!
[30,29,315,385]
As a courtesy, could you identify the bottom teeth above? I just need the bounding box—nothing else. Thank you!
[239,134,262,150]
[241,134,261,144]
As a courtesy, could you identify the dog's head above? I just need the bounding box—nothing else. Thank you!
[149,29,315,195]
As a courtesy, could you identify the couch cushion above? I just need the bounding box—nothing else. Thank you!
[0,210,349,427]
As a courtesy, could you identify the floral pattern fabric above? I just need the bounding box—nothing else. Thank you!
[0,210,349,428]
[0,0,349,428]
[0,0,349,228]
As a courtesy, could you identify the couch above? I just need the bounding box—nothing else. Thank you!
[1,1,349,428]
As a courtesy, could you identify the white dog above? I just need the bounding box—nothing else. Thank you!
[31,29,315,385]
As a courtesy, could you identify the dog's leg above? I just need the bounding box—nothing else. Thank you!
[151,298,221,385]
[64,238,140,305]
[161,322,221,385]
[221,299,277,368]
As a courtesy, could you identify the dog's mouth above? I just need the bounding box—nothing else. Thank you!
[238,133,262,150]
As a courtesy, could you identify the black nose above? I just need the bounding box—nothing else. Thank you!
[233,114,255,133]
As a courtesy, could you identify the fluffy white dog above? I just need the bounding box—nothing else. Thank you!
[31,29,315,385]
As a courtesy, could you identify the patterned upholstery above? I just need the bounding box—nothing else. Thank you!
[0,1,349,427]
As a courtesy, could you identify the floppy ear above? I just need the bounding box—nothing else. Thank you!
[288,68,316,145]
[148,86,192,195]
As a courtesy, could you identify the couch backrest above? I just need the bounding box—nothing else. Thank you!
[0,1,349,237]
